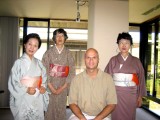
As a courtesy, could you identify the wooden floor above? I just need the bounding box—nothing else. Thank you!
[0,107,159,120]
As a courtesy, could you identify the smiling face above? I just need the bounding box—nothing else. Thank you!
[24,38,39,59]
[118,39,131,54]
[85,48,99,71]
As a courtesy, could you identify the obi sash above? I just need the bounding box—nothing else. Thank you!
[113,73,139,87]
[20,76,42,89]
[49,64,69,77]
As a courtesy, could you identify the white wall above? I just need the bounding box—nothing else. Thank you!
[88,0,129,70]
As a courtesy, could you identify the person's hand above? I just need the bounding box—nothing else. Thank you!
[137,96,142,107]
[51,88,57,94]
[39,86,46,94]
[55,86,64,95]
[27,87,36,95]
[94,118,102,120]
[94,116,103,120]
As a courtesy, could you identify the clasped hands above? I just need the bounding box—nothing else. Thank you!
[27,86,46,95]
[51,86,64,95]
[48,82,67,95]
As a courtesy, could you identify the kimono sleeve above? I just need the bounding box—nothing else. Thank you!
[104,57,114,74]
[37,60,47,87]
[105,74,117,104]
[42,51,52,83]
[66,51,76,84]
[37,59,49,111]
[136,59,147,97]
[8,60,27,99]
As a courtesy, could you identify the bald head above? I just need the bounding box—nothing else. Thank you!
[85,48,99,59]
[84,48,99,71]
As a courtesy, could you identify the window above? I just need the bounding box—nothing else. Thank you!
[129,26,140,58]
[140,18,160,117]
[19,19,88,74]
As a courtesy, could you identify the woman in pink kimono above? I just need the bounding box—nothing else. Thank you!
[42,28,75,120]
[104,32,146,120]
[8,33,49,120]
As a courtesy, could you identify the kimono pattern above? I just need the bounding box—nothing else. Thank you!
[8,53,49,120]
[104,53,147,120]
[42,45,75,120]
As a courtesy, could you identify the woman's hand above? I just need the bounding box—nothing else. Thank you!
[27,87,36,95]
[39,86,46,94]
[48,83,68,95]
[55,86,63,95]
[54,83,68,95]
[137,96,142,107]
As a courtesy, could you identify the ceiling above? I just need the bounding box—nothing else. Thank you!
[0,0,159,24]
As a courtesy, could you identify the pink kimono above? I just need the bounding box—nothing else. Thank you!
[104,53,146,120]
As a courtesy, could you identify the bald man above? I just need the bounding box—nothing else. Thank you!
[68,48,117,120]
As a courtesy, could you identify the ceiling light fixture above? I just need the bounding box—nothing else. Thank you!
[76,0,80,22]
[75,0,88,22]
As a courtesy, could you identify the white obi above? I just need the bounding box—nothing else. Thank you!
[113,73,136,87]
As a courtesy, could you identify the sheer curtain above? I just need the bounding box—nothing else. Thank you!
[0,17,19,107]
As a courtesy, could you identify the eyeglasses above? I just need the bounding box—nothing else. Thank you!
[56,34,64,38]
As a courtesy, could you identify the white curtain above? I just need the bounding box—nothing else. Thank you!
[0,17,19,107]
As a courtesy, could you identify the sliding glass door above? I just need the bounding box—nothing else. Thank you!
[155,21,160,99]
[141,18,160,117]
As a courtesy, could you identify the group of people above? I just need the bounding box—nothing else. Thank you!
[8,28,146,120]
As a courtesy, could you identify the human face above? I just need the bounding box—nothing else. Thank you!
[24,38,39,59]
[85,49,99,70]
[55,33,65,46]
[118,39,131,54]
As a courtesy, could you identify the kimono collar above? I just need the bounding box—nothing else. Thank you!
[22,53,32,61]
[117,53,132,64]
[55,44,64,54]
[121,54,128,61]
[21,53,35,71]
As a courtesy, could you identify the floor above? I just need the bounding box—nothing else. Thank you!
[0,107,159,120]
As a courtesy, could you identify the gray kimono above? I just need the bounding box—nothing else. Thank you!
[42,46,75,120]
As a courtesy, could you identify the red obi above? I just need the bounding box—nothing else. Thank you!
[49,64,69,77]
[132,73,139,85]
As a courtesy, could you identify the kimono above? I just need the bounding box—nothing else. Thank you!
[8,53,49,120]
[104,53,146,120]
[42,45,75,120]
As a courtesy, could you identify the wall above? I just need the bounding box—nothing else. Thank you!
[88,0,129,70]
[0,17,19,107]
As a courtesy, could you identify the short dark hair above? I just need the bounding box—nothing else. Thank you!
[52,28,68,43]
[116,32,133,45]
[23,33,42,48]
